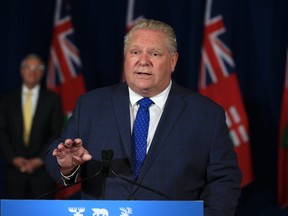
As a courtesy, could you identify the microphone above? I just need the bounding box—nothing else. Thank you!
[100,149,114,199]
[101,149,114,177]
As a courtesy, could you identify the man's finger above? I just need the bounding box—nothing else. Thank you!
[73,138,82,147]
[64,139,74,148]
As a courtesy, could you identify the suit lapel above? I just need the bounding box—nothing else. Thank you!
[29,88,45,145]
[15,90,25,147]
[137,83,187,182]
[15,90,23,129]
[112,83,133,161]
[33,89,44,122]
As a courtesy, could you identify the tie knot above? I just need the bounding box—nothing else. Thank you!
[26,91,32,98]
[138,97,153,108]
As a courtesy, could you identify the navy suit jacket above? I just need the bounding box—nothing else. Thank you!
[45,82,241,216]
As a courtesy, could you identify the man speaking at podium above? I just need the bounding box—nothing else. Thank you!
[45,19,242,216]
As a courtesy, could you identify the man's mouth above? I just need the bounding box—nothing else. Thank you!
[136,72,151,75]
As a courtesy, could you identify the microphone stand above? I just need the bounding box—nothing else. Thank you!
[110,169,172,200]
[102,149,171,199]
[38,149,172,200]
[38,150,113,199]
[37,168,103,199]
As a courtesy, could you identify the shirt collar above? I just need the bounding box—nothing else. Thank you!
[22,84,40,95]
[129,81,172,110]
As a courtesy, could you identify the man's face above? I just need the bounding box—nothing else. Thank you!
[124,29,178,97]
[20,57,44,89]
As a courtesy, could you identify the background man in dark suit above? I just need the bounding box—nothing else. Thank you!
[45,19,242,215]
[0,54,63,199]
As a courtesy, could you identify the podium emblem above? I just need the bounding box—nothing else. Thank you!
[92,208,109,216]
[68,207,85,216]
[119,207,133,216]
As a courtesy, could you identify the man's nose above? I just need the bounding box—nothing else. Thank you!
[138,53,150,66]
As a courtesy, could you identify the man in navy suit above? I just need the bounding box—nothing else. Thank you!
[45,19,241,215]
[0,54,63,199]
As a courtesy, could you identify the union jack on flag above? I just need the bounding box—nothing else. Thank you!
[47,0,85,115]
[199,0,253,187]
[199,0,235,88]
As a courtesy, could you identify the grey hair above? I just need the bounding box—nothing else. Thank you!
[124,19,178,54]
[20,53,45,71]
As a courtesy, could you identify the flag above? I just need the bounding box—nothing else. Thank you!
[199,0,253,187]
[126,0,144,32]
[121,0,144,82]
[47,0,85,199]
[278,49,288,208]
[47,0,85,118]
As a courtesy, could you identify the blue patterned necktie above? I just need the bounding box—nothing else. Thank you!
[132,97,154,179]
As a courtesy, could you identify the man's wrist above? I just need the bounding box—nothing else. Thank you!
[60,165,80,186]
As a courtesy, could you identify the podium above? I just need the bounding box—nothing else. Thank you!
[0,199,203,216]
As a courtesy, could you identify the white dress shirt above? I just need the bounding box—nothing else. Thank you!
[129,81,172,153]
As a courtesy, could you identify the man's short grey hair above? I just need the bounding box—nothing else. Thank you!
[20,53,45,71]
[124,19,178,54]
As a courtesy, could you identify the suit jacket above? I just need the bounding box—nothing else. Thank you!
[0,87,63,162]
[45,82,241,216]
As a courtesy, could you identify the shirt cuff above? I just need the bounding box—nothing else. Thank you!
[60,165,80,186]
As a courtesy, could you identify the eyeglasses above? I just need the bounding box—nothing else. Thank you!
[22,64,45,72]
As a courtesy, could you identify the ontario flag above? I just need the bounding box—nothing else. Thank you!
[46,0,85,199]
[126,0,144,32]
[122,0,144,81]
[278,49,288,208]
[199,0,253,187]
[47,0,85,118]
